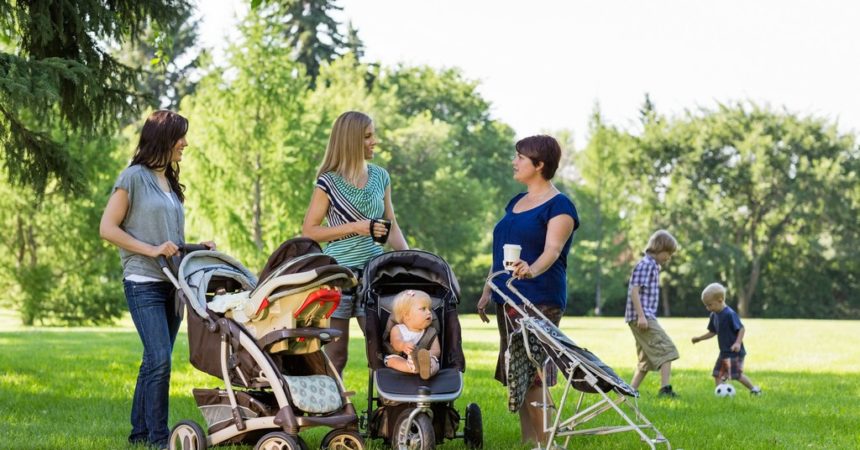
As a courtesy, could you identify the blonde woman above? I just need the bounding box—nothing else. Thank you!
[302,111,408,374]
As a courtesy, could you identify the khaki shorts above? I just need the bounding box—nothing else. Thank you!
[628,319,679,372]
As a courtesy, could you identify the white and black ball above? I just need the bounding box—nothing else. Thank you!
[715,383,736,397]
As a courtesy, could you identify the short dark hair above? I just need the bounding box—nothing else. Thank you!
[515,135,562,180]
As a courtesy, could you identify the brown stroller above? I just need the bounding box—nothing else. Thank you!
[162,238,365,450]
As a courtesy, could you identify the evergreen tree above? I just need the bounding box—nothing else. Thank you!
[254,0,346,87]
[0,0,192,195]
[345,20,364,61]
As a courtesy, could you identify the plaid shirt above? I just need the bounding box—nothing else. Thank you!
[624,254,661,322]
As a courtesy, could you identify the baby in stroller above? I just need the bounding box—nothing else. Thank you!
[384,289,441,380]
[363,250,482,450]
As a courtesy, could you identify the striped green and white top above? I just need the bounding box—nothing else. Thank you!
[316,164,390,268]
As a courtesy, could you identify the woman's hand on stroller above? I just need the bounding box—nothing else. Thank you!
[477,293,491,323]
[150,240,179,258]
[199,241,217,250]
[510,260,534,280]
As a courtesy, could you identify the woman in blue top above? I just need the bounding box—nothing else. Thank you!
[477,134,579,446]
[100,110,215,448]
[302,111,409,374]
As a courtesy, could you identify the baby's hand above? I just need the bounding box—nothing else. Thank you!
[403,343,415,355]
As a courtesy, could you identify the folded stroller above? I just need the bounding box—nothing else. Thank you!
[487,271,671,450]
[163,238,366,450]
[362,250,483,450]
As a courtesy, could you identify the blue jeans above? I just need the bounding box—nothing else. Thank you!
[124,280,181,446]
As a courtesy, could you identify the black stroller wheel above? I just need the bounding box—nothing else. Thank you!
[393,410,435,450]
[464,403,483,449]
[254,431,302,450]
[320,429,364,449]
[168,420,206,450]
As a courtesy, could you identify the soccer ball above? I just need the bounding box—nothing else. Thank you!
[715,383,736,397]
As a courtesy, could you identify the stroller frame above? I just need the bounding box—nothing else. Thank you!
[361,250,482,450]
[487,271,671,450]
[162,244,363,450]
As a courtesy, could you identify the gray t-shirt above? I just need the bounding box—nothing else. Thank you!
[113,165,185,280]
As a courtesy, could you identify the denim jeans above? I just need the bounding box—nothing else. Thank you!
[123,280,181,447]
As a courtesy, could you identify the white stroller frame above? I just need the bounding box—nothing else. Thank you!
[487,271,671,450]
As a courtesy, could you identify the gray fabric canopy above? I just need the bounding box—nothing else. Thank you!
[177,250,258,318]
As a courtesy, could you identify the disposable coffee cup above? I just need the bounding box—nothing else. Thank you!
[372,218,392,244]
[503,244,521,271]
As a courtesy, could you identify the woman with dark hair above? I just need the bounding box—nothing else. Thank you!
[476,134,579,446]
[100,110,215,448]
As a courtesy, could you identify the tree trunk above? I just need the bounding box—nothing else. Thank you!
[253,152,263,250]
[661,284,671,317]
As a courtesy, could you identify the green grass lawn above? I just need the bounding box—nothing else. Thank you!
[2,309,859,449]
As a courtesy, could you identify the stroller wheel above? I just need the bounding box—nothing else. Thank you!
[168,420,206,450]
[254,431,302,450]
[393,410,435,450]
[464,403,483,449]
[320,429,364,449]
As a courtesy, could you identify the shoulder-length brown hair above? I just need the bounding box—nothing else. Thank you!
[316,111,373,185]
[130,110,188,202]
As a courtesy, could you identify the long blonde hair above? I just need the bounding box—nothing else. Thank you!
[316,111,373,185]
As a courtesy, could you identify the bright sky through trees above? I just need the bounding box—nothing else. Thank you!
[198,0,860,140]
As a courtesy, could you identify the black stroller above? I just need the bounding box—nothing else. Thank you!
[362,250,483,450]
[163,238,366,450]
[487,271,671,449]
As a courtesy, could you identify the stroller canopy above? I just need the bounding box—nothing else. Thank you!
[361,250,460,300]
[178,251,258,319]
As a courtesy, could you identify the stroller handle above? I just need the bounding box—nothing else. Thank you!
[157,243,211,289]
[156,243,211,269]
[485,270,555,325]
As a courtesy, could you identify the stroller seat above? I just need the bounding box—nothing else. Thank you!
[206,261,354,354]
[375,368,462,400]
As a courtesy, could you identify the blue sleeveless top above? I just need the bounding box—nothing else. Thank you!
[490,192,579,309]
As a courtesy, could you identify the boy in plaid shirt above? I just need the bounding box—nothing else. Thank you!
[625,230,680,397]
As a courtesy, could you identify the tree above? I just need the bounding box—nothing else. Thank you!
[116,8,204,112]
[254,0,346,87]
[0,0,192,195]
[180,9,312,270]
[636,103,857,317]
[345,20,364,61]
[0,131,128,325]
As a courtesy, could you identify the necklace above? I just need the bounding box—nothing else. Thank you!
[527,185,555,201]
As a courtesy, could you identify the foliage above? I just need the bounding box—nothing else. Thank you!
[254,0,347,86]
[0,132,128,325]
[0,0,193,195]
[180,9,312,270]
[569,102,860,318]
[115,6,204,112]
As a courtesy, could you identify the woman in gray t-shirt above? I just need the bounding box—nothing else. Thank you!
[99,110,214,448]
